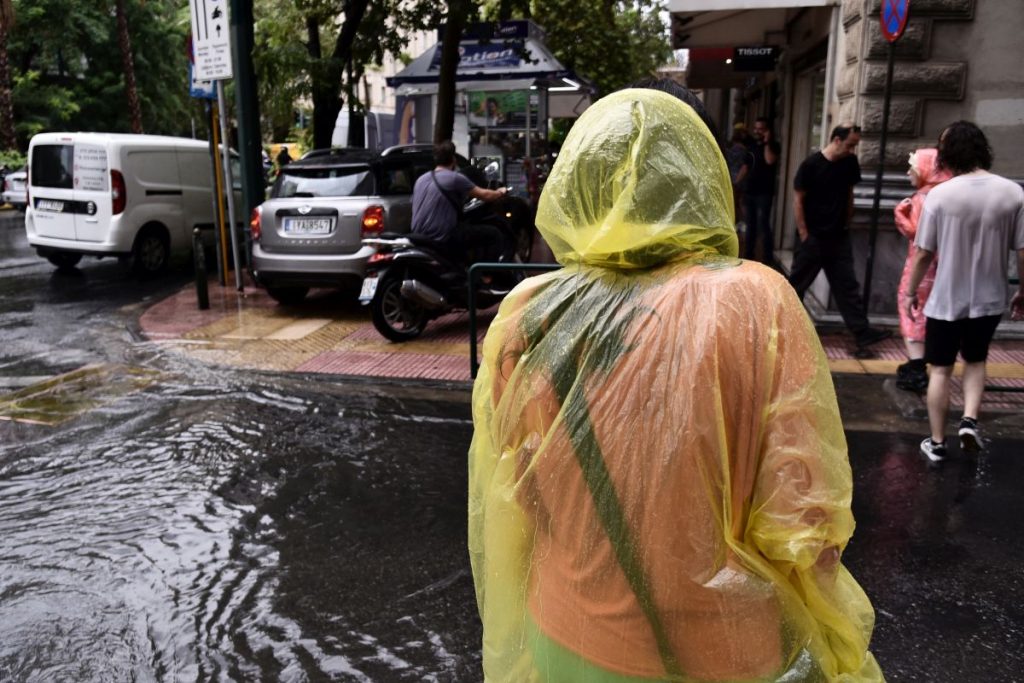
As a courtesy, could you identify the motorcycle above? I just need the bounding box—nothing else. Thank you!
[359,190,533,342]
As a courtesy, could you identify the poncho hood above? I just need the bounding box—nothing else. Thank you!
[536,88,737,269]
[911,147,952,190]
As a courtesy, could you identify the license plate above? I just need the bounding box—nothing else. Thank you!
[282,217,333,234]
[359,275,378,303]
[36,199,65,212]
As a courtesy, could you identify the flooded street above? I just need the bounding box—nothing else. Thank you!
[2,213,1022,681]
[1,366,479,681]
[0,212,480,680]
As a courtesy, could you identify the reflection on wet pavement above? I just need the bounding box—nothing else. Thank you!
[0,364,480,681]
[0,364,160,425]
[845,432,1024,681]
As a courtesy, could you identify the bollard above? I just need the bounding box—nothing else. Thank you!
[193,228,209,310]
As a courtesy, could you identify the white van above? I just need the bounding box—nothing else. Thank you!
[25,132,239,273]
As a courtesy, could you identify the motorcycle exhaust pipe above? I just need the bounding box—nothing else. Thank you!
[400,279,447,309]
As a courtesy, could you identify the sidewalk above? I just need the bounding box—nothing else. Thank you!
[140,281,1024,412]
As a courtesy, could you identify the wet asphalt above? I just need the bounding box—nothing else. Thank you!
[1,211,1022,681]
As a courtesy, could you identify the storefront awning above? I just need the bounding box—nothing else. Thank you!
[667,0,836,49]
[387,20,591,99]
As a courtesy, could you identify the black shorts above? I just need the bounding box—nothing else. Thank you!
[924,315,1002,366]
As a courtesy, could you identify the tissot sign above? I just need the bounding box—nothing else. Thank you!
[733,46,779,71]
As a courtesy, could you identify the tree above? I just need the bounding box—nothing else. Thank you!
[483,0,671,97]
[0,0,16,150]
[6,0,193,148]
[254,0,440,149]
[114,0,142,133]
[434,0,476,142]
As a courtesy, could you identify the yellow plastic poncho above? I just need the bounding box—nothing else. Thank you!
[469,88,884,683]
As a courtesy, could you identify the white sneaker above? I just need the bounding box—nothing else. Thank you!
[920,437,948,463]
[958,417,983,453]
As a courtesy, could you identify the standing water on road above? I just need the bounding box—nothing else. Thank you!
[0,358,480,681]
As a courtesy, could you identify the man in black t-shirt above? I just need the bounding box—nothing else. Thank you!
[791,124,890,348]
[740,117,781,265]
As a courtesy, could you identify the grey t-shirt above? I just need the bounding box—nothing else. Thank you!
[915,172,1024,321]
[411,169,475,241]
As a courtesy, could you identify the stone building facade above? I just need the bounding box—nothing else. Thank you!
[672,0,1023,319]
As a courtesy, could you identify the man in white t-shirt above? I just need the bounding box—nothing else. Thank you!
[903,121,1024,462]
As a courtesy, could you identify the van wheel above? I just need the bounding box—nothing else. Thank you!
[266,286,309,305]
[133,226,170,276]
[47,253,82,270]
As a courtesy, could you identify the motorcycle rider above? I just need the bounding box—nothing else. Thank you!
[411,140,510,264]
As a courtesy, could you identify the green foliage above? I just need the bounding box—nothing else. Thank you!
[482,0,671,98]
[253,0,442,145]
[0,148,25,168]
[6,0,195,150]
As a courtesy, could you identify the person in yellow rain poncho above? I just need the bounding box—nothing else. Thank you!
[468,83,885,683]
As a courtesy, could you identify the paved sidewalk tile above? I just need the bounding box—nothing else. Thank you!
[140,282,1024,412]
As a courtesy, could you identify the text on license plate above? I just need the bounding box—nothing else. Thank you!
[37,199,64,212]
[283,217,334,234]
[359,276,378,302]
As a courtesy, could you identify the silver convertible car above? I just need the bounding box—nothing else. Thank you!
[250,145,467,305]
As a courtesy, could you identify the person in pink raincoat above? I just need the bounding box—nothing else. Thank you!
[894,149,951,391]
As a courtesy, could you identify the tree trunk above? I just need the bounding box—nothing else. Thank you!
[0,20,17,150]
[306,16,336,150]
[434,1,470,143]
[115,0,143,133]
[306,0,370,150]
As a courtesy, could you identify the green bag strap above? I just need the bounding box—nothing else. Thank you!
[550,342,683,679]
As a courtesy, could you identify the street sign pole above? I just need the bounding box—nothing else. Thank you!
[862,41,895,309]
[863,0,910,309]
[191,0,242,292]
[217,80,243,292]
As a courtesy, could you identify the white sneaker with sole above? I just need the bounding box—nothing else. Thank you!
[920,437,948,463]
[959,417,982,453]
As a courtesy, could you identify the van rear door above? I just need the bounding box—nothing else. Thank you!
[71,142,112,243]
[29,143,76,240]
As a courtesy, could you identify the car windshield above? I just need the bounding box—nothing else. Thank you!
[273,165,375,198]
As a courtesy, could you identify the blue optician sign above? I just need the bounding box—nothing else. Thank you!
[881,0,910,43]
[428,41,524,72]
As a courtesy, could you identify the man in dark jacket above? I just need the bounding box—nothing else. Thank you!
[791,124,890,349]
[740,117,781,265]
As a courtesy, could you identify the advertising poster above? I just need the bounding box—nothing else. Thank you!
[468,91,528,127]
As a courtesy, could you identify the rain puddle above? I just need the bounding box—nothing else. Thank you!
[0,368,481,681]
[0,364,160,425]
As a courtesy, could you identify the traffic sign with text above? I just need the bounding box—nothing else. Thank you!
[189,0,232,80]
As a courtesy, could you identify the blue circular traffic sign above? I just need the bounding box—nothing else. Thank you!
[881,0,910,43]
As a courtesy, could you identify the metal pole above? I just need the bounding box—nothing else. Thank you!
[217,80,244,292]
[525,92,531,159]
[483,91,489,145]
[468,263,479,377]
[193,227,209,310]
[863,41,895,308]
[206,100,226,285]
[229,0,265,218]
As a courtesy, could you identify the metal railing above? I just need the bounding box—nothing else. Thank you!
[467,262,560,379]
